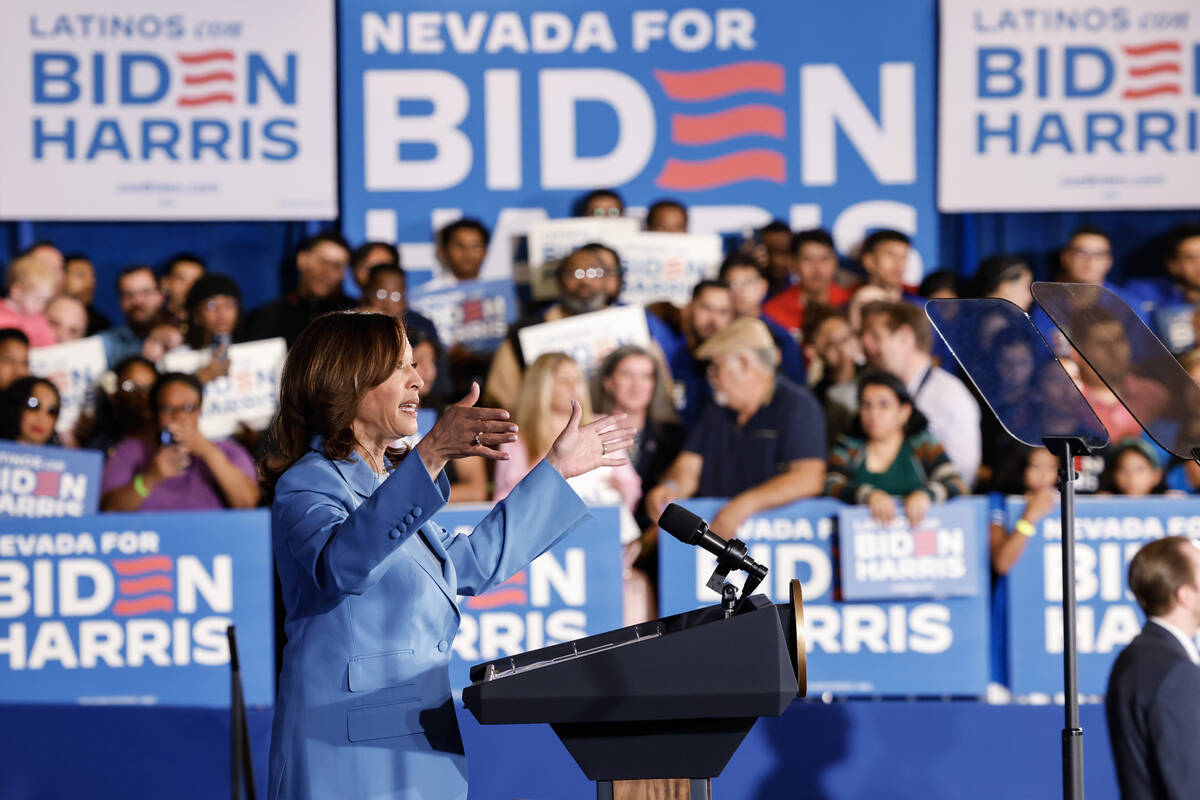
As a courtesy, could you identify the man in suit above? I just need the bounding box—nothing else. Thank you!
[1106,535,1200,799]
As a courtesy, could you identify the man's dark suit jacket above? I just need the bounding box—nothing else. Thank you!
[1106,621,1200,799]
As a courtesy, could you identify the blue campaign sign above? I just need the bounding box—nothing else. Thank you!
[437,504,624,692]
[659,498,989,696]
[408,278,519,353]
[0,441,103,518]
[1005,496,1200,696]
[339,1,937,282]
[838,499,987,601]
[0,510,274,707]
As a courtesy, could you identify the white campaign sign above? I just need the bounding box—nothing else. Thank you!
[939,0,1200,211]
[163,338,285,438]
[29,335,107,435]
[0,0,336,219]
[517,306,651,377]
[609,231,723,307]
[526,217,642,300]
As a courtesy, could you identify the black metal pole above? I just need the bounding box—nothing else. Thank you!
[1057,440,1084,800]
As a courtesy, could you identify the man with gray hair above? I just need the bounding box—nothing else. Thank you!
[646,317,826,537]
[1107,535,1200,798]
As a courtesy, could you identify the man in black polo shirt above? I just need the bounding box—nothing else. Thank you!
[646,317,827,537]
[245,231,355,347]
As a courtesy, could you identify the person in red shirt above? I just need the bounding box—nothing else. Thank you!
[764,228,854,340]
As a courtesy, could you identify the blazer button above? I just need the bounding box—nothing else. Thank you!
[402,514,414,526]
[412,506,423,517]
[389,528,402,539]
[437,640,449,653]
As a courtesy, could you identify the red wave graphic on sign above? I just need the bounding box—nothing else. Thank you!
[112,556,172,576]
[119,576,174,595]
[466,588,527,610]
[183,71,235,85]
[178,92,235,107]
[1122,85,1181,99]
[654,62,784,101]
[114,596,174,616]
[656,150,786,190]
[177,50,235,64]
[1128,63,1181,78]
[671,105,785,144]
[1122,41,1181,57]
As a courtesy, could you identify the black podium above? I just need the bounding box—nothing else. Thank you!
[463,584,806,799]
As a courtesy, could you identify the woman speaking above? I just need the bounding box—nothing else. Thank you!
[261,312,633,800]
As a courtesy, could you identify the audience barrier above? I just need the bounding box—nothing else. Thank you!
[0,440,103,519]
[1006,495,1200,696]
[0,509,274,706]
[661,497,991,696]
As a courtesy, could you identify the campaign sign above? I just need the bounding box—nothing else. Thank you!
[0,0,336,220]
[29,335,107,436]
[0,509,273,706]
[589,231,725,308]
[437,504,623,692]
[527,217,649,299]
[838,499,987,601]
[163,338,285,438]
[408,279,519,353]
[1005,495,1200,696]
[1152,304,1195,354]
[0,441,102,519]
[939,0,1200,211]
[517,306,652,377]
[340,0,937,283]
[659,498,989,696]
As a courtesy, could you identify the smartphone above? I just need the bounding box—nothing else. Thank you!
[160,428,178,447]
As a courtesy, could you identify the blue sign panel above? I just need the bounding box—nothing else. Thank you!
[409,278,520,353]
[838,499,987,601]
[0,510,274,707]
[1005,496,1200,696]
[339,1,938,282]
[0,441,102,519]
[660,498,989,696]
[438,504,623,691]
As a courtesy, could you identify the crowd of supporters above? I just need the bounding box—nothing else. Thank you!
[2,195,1200,623]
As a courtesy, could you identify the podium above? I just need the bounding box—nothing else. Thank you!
[463,584,806,799]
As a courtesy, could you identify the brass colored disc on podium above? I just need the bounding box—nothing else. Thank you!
[790,579,807,698]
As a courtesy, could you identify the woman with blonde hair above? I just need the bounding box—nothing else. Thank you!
[494,352,651,623]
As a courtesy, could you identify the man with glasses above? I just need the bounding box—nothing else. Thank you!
[246,231,355,347]
[483,244,674,411]
[100,265,166,364]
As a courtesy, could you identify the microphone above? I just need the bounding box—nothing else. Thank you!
[658,503,768,587]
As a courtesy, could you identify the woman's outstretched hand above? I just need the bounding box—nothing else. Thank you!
[417,382,518,478]
[546,400,635,479]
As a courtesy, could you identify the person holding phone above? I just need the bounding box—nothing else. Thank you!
[99,371,259,511]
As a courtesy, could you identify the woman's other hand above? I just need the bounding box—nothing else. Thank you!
[546,400,635,479]
[867,489,897,524]
[904,490,932,527]
[417,382,518,477]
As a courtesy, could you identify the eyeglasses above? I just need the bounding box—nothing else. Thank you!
[119,380,153,394]
[1068,248,1111,260]
[26,396,60,416]
[374,289,404,302]
[160,402,199,416]
[203,298,237,312]
[590,207,621,217]
[572,267,608,280]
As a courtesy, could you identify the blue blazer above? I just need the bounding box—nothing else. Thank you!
[267,442,590,800]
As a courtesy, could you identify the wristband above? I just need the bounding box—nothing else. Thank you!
[133,473,150,499]
[1015,518,1036,537]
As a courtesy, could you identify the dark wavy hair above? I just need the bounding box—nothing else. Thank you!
[850,370,928,439]
[0,376,61,443]
[260,311,406,499]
